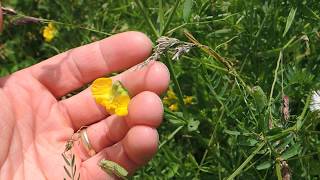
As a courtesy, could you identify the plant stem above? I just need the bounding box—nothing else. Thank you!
[296,93,312,130]
[165,57,186,113]
[161,0,180,36]
[267,50,283,125]
[275,160,282,180]
[134,0,185,112]
[227,142,266,180]
[14,14,112,35]
[159,125,184,148]
[134,0,159,37]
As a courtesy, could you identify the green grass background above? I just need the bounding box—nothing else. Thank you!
[1,0,320,179]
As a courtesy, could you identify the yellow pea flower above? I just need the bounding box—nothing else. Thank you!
[42,22,57,42]
[183,96,194,105]
[163,96,171,106]
[91,78,130,116]
[167,88,177,100]
[169,103,178,111]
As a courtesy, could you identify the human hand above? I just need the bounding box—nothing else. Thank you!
[0,30,170,179]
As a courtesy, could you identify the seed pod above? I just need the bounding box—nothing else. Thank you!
[281,160,291,180]
[99,159,128,179]
[251,86,267,112]
[2,7,17,15]
[282,95,290,121]
[13,16,41,25]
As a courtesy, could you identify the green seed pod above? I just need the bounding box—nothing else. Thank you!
[99,159,128,179]
[251,86,267,112]
[113,81,130,96]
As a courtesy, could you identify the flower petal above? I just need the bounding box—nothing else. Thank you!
[91,78,131,116]
[92,78,113,105]
[113,94,130,116]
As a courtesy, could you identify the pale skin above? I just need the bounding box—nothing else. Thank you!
[0,9,170,179]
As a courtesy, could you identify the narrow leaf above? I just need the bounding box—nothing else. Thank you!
[158,0,164,31]
[280,144,300,160]
[183,0,193,22]
[283,7,297,37]
[251,86,267,112]
[187,119,200,132]
[224,129,241,136]
[64,166,72,178]
[73,164,77,177]
[71,154,75,167]
[256,160,273,170]
[62,153,70,166]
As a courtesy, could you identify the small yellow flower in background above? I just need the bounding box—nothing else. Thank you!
[163,88,177,105]
[163,88,195,112]
[91,78,130,116]
[183,96,194,105]
[163,88,179,111]
[169,103,178,111]
[42,22,57,42]
[167,88,177,100]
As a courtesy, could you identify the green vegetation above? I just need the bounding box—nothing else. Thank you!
[1,0,320,179]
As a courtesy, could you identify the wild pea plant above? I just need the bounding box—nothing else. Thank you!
[1,0,320,179]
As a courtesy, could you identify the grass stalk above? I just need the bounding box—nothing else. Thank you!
[226,142,266,180]
[134,0,159,37]
[160,0,180,36]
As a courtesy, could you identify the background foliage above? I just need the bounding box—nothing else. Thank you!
[1,0,320,179]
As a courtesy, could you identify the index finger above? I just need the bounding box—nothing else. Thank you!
[29,31,152,97]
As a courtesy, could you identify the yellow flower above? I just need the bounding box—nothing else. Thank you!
[42,22,56,42]
[91,78,130,116]
[169,103,178,111]
[183,96,194,105]
[163,96,171,106]
[167,88,177,100]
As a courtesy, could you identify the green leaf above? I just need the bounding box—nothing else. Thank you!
[62,153,70,166]
[266,127,282,136]
[71,154,75,167]
[73,164,77,177]
[224,129,240,136]
[239,138,259,146]
[99,159,128,178]
[187,119,199,131]
[283,7,297,37]
[251,86,267,112]
[256,160,273,170]
[183,0,193,22]
[280,144,301,160]
[64,166,72,178]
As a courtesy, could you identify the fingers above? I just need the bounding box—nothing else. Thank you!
[59,61,169,129]
[74,91,162,158]
[30,31,152,97]
[81,126,158,179]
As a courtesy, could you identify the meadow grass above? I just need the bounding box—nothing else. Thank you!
[1,0,320,179]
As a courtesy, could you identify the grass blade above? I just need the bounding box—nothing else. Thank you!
[134,0,159,37]
[226,142,266,180]
[158,0,164,32]
[161,0,180,35]
[183,0,193,22]
[283,8,297,37]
